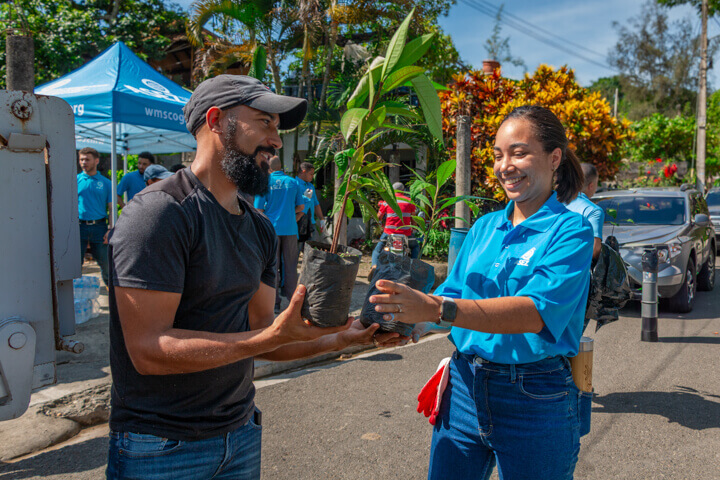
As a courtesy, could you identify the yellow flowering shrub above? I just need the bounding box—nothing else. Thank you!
[440,65,631,200]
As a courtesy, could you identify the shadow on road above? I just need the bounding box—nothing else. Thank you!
[592,386,720,431]
[0,436,107,479]
[659,336,720,344]
[359,353,403,362]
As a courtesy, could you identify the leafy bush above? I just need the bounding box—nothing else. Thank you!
[440,65,631,200]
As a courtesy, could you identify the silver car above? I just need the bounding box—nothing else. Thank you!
[705,187,720,246]
[593,188,716,313]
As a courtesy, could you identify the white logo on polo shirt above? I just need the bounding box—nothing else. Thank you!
[517,247,536,266]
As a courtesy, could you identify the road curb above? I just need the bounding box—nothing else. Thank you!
[0,343,379,462]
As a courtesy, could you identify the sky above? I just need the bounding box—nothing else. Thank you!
[170,0,719,88]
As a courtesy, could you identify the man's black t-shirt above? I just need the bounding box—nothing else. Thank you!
[108,168,277,441]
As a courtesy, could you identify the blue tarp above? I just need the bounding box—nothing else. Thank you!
[35,42,196,154]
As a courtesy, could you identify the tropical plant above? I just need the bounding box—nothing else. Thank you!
[406,159,487,256]
[0,0,186,89]
[328,8,443,253]
[440,65,631,201]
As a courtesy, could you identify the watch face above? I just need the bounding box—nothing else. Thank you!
[442,298,457,322]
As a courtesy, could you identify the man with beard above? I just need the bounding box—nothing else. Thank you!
[117,151,155,204]
[254,155,305,312]
[106,75,400,480]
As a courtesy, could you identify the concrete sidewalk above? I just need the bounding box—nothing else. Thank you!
[0,257,387,462]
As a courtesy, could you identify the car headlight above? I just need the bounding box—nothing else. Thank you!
[657,243,682,263]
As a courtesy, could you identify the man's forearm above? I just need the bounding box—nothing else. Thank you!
[132,326,286,375]
[257,332,348,362]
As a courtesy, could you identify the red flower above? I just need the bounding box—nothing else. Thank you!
[646,171,652,175]
[670,163,678,173]
[654,178,660,183]
[656,158,663,163]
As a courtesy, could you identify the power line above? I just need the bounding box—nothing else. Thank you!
[476,0,608,61]
[460,0,618,73]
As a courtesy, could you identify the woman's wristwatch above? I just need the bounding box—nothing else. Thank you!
[436,296,457,329]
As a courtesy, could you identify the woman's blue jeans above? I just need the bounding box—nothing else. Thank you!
[106,415,262,480]
[429,352,581,480]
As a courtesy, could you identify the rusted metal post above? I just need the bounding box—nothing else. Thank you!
[6,34,35,91]
[455,115,471,228]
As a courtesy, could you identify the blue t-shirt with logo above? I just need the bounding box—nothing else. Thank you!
[118,170,147,201]
[565,192,605,239]
[295,177,320,224]
[253,171,304,236]
[434,193,593,364]
[77,172,112,221]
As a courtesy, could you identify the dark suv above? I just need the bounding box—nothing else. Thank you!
[592,187,716,313]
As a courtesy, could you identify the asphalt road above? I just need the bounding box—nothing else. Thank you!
[1,269,718,480]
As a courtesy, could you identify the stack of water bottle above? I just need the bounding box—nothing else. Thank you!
[73,276,101,324]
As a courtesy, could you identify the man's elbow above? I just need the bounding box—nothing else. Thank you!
[125,341,166,375]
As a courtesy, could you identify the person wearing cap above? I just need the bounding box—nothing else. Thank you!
[295,161,326,241]
[143,164,174,185]
[117,151,155,204]
[106,75,401,480]
[253,156,305,313]
[370,182,420,273]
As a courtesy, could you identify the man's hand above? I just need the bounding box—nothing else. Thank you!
[269,285,351,344]
[338,319,407,349]
[103,230,110,244]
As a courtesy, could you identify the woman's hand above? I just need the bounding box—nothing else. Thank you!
[339,319,406,348]
[368,280,441,325]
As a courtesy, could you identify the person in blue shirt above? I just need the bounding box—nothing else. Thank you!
[296,161,326,232]
[77,147,114,286]
[370,106,593,480]
[254,156,305,312]
[566,162,605,261]
[117,151,155,204]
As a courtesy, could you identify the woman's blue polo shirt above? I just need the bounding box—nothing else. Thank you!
[434,192,593,364]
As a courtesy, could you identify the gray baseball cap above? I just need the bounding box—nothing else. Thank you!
[144,164,173,183]
[183,75,308,134]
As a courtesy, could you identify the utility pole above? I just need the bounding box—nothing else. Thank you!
[455,116,471,228]
[696,0,708,192]
[613,87,619,118]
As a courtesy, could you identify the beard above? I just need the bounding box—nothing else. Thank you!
[220,145,272,196]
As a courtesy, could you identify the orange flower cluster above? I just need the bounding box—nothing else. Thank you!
[440,65,631,200]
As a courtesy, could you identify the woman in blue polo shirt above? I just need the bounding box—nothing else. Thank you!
[370,105,593,479]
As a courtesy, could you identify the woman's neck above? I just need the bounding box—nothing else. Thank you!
[511,192,552,226]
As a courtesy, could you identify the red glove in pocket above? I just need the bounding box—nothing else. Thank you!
[417,357,451,425]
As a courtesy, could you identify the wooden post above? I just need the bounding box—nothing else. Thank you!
[455,115,471,228]
[6,34,34,91]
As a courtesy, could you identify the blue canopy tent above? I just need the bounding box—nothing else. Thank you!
[35,42,196,223]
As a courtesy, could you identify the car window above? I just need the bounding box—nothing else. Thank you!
[706,191,720,207]
[595,196,686,225]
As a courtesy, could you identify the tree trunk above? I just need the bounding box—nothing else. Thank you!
[266,41,282,94]
[318,1,339,111]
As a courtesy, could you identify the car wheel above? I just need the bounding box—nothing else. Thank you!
[697,248,715,292]
[668,258,696,313]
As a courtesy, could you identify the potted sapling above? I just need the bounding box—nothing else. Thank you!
[300,8,446,331]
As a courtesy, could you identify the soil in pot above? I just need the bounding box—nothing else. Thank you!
[360,250,435,336]
[298,241,362,327]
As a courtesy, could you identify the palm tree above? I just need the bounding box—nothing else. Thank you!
[186,0,297,92]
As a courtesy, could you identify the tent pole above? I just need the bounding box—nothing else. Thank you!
[121,124,128,203]
[111,122,118,225]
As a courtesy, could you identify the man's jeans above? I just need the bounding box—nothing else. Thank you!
[79,222,109,286]
[371,233,420,266]
[429,352,581,480]
[106,416,262,480]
